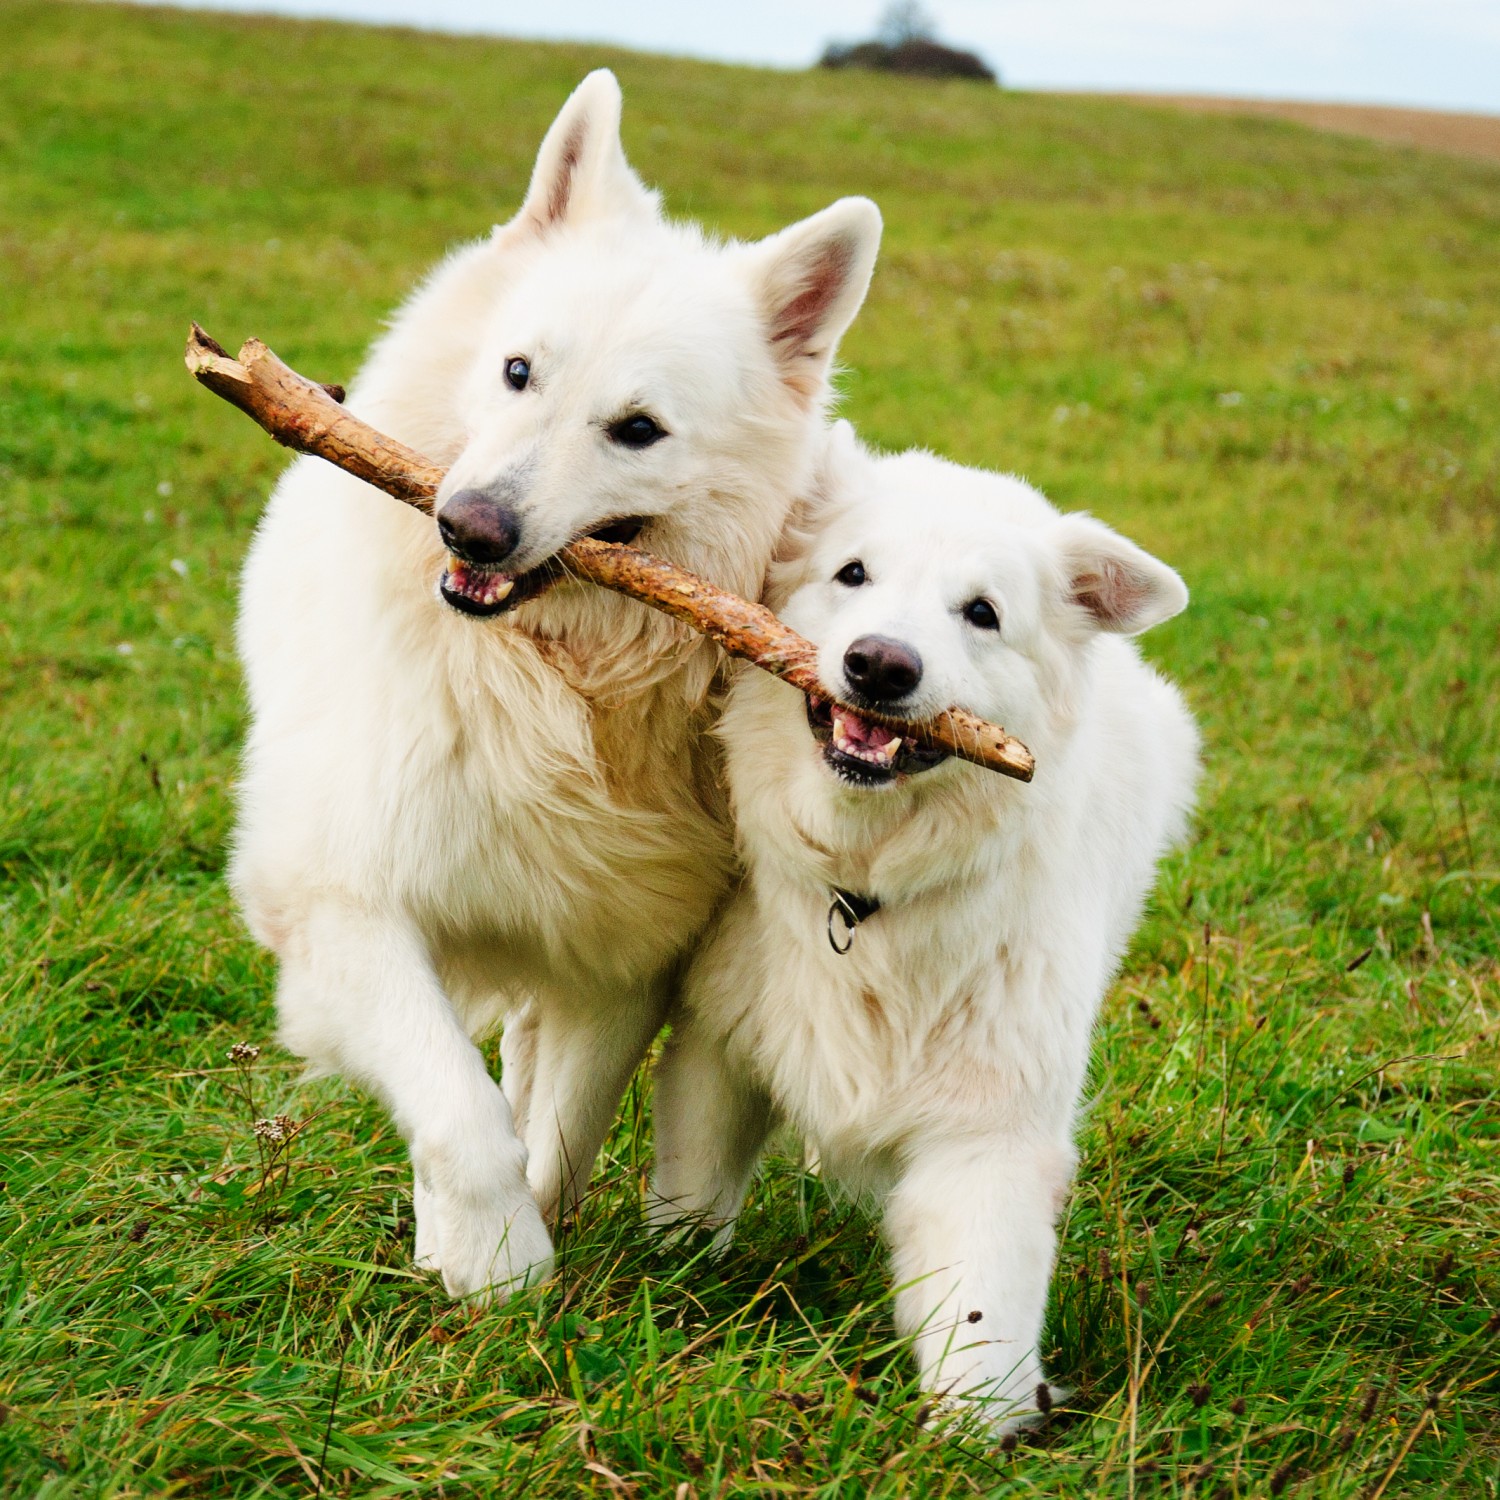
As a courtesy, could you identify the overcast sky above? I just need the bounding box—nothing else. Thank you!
[142,1,1500,114]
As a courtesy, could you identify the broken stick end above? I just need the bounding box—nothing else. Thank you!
[185,322,228,363]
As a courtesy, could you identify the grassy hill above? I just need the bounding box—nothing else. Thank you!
[1,3,1496,1494]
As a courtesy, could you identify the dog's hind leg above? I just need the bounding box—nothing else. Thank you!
[648,1011,774,1247]
[520,981,672,1224]
[275,901,554,1302]
[499,999,540,1141]
[412,1174,439,1270]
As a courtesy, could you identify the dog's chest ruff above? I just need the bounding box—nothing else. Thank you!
[427,651,728,942]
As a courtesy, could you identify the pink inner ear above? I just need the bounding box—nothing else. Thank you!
[546,125,585,224]
[1073,559,1151,628]
[1072,568,1115,622]
[771,239,854,355]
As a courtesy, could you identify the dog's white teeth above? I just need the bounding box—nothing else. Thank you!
[488,577,514,602]
[830,707,901,768]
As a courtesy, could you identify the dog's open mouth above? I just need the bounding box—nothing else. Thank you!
[806,696,951,787]
[439,517,645,617]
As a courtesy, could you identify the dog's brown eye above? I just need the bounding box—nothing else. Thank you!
[963,598,1000,631]
[504,357,530,391]
[835,561,866,587]
[608,413,667,449]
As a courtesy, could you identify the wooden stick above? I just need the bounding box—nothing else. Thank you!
[185,325,1035,782]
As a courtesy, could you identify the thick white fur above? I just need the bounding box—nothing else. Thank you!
[231,72,880,1301]
[652,426,1200,1429]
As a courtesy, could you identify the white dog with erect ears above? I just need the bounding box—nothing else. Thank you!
[651,423,1200,1429]
[231,73,881,1301]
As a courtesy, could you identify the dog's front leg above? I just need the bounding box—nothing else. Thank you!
[275,901,554,1302]
[519,981,672,1223]
[885,1134,1075,1433]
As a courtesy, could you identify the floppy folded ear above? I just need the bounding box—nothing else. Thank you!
[744,197,882,403]
[1051,514,1189,635]
[512,69,658,237]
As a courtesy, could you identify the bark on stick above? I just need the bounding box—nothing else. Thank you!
[184,324,1035,782]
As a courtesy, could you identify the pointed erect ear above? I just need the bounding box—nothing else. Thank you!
[770,420,871,584]
[511,70,658,237]
[1052,514,1189,635]
[808,418,870,511]
[745,197,882,402]
[818,419,865,482]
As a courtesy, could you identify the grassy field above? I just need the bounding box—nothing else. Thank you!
[2,3,1497,1494]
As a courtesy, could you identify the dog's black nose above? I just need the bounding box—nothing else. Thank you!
[843,635,922,702]
[437,489,522,566]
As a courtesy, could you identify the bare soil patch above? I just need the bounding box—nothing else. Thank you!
[1082,94,1500,164]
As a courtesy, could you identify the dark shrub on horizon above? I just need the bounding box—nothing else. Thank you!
[819,37,998,84]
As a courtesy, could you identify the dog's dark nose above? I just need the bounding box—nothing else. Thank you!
[437,489,522,567]
[843,635,922,702]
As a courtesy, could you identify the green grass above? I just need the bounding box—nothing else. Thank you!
[2,3,1498,1494]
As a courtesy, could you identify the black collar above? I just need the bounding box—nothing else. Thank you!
[828,887,882,954]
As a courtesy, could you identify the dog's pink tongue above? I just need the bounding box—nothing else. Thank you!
[833,706,899,752]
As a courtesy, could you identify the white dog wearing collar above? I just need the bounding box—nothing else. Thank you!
[650,424,1199,1430]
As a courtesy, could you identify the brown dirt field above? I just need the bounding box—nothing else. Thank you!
[1077,94,1500,165]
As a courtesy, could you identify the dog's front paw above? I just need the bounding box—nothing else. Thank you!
[437,1191,555,1303]
[923,1377,1069,1441]
[412,1147,555,1302]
